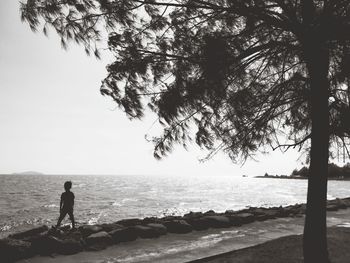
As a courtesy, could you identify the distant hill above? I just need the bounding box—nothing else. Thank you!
[12,171,45,175]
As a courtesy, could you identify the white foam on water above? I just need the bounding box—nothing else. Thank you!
[43,204,59,208]
[0,225,11,231]
[88,212,104,225]
[337,222,350,228]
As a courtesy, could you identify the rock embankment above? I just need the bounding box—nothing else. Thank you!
[1,197,350,262]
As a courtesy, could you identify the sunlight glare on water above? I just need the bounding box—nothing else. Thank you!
[1,173,350,237]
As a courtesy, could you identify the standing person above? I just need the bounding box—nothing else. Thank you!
[56,181,75,229]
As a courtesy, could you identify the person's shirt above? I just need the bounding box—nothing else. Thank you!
[61,191,75,210]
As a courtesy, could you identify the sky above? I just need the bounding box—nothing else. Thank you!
[0,0,304,176]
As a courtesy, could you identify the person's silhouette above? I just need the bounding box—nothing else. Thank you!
[56,181,75,229]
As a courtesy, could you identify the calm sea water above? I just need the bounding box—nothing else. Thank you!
[1,173,350,238]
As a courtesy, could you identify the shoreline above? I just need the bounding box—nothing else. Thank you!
[15,209,350,263]
[255,175,350,181]
[2,197,350,262]
[187,226,350,263]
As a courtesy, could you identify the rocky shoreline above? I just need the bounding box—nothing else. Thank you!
[2,197,350,263]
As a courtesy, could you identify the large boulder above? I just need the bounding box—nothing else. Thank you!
[228,213,255,225]
[116,218,143,227]
[340,197,350,207]
[61,229,83,242]
[283,204,305,216]
[97,223,123,233]
[58,239,83,255]
[248,208,267,216]
[146,223,167,236]
[79,225,103,237]
[203,210,216,216]
[333,198,348,209]
[0,238,32,262]
[163,220,193,234]
[142,217,162,224]
[327,204,339,211]
[9,225,49,240]
[203,215,231,228]
[256,210,280,221]
[133,225,162,239]
[183,211,203,218]
[30,234,63,256]
[161,216,182,221]
[109,227,139,243]
[86,231,113,247]
[185,217,211,231]
[47,227,65,238]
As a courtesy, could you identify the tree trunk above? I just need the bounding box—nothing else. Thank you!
[303,46,330,263]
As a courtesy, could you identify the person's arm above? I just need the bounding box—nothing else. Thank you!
[60,194,63,212]
[72,193,75,208]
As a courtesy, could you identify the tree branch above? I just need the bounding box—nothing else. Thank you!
[272,134,311,151]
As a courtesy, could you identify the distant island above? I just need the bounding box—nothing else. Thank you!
[12,171,45,175]
[257,163,350,180]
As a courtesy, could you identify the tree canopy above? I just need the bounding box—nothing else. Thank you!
[20,1,350,262]
[20,0,350,162]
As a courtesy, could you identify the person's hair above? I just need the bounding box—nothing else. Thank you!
[64,181,72,191]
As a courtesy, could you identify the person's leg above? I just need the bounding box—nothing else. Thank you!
[56,211,67,228]
[68,210,75,229]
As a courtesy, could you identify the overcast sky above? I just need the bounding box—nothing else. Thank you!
[0,0,305,176]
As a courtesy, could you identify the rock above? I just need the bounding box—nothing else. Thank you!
[249,208,267,215]
[185,217,211,231]
[0,238,32,262]
[58,225,71,232]
[86,231,113,247]
[9,225,49,240]
[289,204,306,215]
[109,227,138,243]
[30,235,62,255]
[225,210,236,215]
[62,229,83,242]
[142,217,161,224]
[116,218,143,227]
[58,239,83,255]
[203,215,231,228]
[146,223,167,235]
[163,220,193,234]
[335,199,348,209]
[47,227,64,237]
[183,212,203,218]
[161,216,182,221]
[340,197,350,207]
[229,213,255,225]
[256,210,279,221]
[283,205,298,216]
[133,225,162,239]
[79,225,103,237]
[204,210,216,216]
[327,204,339,211]
[98,223,123,232]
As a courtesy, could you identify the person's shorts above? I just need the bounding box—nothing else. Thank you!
[60,208,74,218]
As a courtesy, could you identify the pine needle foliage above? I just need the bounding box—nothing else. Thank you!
[20,0,350,161]
[20,1,350,262]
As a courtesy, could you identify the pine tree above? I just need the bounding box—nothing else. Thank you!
[21,1,350,261]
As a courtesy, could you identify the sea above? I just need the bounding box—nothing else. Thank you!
[1,173,350,239]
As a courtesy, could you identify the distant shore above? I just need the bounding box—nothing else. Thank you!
[255,175,350,181]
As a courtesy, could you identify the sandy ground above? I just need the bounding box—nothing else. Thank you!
[188,227,350,263]
[18,209,350,263]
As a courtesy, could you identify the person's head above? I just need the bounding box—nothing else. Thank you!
[64,181,72,191]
